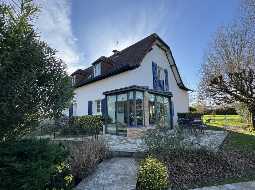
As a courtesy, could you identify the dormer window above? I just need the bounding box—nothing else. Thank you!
[94,62,101,77]
[71,75,76,86]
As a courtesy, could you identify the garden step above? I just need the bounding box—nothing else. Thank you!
[110,149,146,158]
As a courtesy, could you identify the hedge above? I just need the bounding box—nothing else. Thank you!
[0,139,74,190]
[177,113,203,120]
[61,115,103,137]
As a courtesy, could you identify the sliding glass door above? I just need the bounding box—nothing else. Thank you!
[149,93,171,128]
[116,93,128,135]
[105,90,145,136]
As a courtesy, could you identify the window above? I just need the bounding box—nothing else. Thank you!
[136,91,144,126]
[148,93,170,127]
[95,100,101,114]
[128,91,135,126]
[73,103,77,116]
[149,94,156,125]
[94,63,101,77]
[116,93,128,125]
[107,95,116,123]
[71,75,76,86]
[157,66,164,80]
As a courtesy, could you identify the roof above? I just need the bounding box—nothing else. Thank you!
[72,33,190,91]
[103,85,173,97]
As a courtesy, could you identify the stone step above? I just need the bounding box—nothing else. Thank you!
[110,150,146,158]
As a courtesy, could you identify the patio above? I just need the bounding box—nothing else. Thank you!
[48,129,228,155]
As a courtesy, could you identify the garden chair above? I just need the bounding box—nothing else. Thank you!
[178,118,193,134]
[191,119,207,135]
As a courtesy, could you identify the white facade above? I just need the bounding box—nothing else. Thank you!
[73,41,189,125]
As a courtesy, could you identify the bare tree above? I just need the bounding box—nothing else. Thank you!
[199,0,255,129]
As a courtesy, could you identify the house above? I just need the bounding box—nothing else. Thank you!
[70,33,190,137]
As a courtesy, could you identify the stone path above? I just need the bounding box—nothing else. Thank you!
[191,181,255,190]
[75,157,138,190]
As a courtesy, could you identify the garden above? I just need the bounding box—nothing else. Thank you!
[0,115,109,190]
[135,120,255,190]
[0,1,109,189]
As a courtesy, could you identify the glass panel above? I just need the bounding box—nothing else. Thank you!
[164,97,170,127]
[149,94,156,125]
[156,95,164,127]
[128,91,135,126]
[106,95,116,134]
[136,91,144,126]
[116,93,128,135]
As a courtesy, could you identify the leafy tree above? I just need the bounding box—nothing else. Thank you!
[199,0,255,129]
[0,0,73,141]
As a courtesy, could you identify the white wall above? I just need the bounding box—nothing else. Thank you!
[142,44,189,124]
[74,42,189,124]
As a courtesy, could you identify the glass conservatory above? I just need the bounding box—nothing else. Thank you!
[103,86,173,136]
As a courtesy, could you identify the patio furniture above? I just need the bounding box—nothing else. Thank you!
[190,119,207,134]
[178,118,193,134]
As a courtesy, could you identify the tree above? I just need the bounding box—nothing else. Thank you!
[0,0,73,141]
[199,0,255,129]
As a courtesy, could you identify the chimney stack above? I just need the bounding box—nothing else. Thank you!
[112,49,119,55]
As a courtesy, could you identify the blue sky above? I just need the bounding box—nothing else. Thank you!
[36,0,241,90]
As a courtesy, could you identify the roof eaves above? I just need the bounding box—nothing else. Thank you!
[74,64,140,88]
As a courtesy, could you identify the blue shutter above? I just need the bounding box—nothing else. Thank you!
[69,104,73,117]
[171,101,174,116]
[88,101,93,115]
[152,62,158,90]
[164,69,169,91]
[101,98,107,117]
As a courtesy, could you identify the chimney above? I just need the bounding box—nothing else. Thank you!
[112,49,119,55]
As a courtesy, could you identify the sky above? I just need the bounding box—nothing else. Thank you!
[35,0,241,91]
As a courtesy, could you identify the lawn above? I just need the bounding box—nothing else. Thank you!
[202,115,249,127]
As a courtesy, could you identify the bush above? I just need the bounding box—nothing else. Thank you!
[0,139,74,190]
[143,128,184,154]
[60,115,103,137]
[177,112,203,120]
[62,138,109,184]
[160,149,239,189]
[137,156,169,190]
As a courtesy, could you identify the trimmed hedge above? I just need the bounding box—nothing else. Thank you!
[137,156,169,190]
[61,115,103,137]
[0,139,74,190]
[177,112,203,120]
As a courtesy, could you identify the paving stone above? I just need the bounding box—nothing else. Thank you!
[190,181,255,190]
[75,157,138,190]
[50,130,228,154]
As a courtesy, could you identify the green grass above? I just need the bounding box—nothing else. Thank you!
[199,120,255,187]
[203,115,248,127]
[222,130,255,152]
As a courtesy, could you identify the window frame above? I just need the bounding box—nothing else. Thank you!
[94,62,101,77]
[95,99,101,114]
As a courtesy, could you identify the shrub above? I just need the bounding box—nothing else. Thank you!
[0,139,74,190]
[137,156,169,190]
[63,138,109,184]
[160,149,239,189]
[76,115,103,136]
[60,115,103,137]
[177,112,203,120]
[143,128,184,154]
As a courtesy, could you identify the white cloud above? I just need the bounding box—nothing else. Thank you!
[35,0,82,73]
[81,0,169,65]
